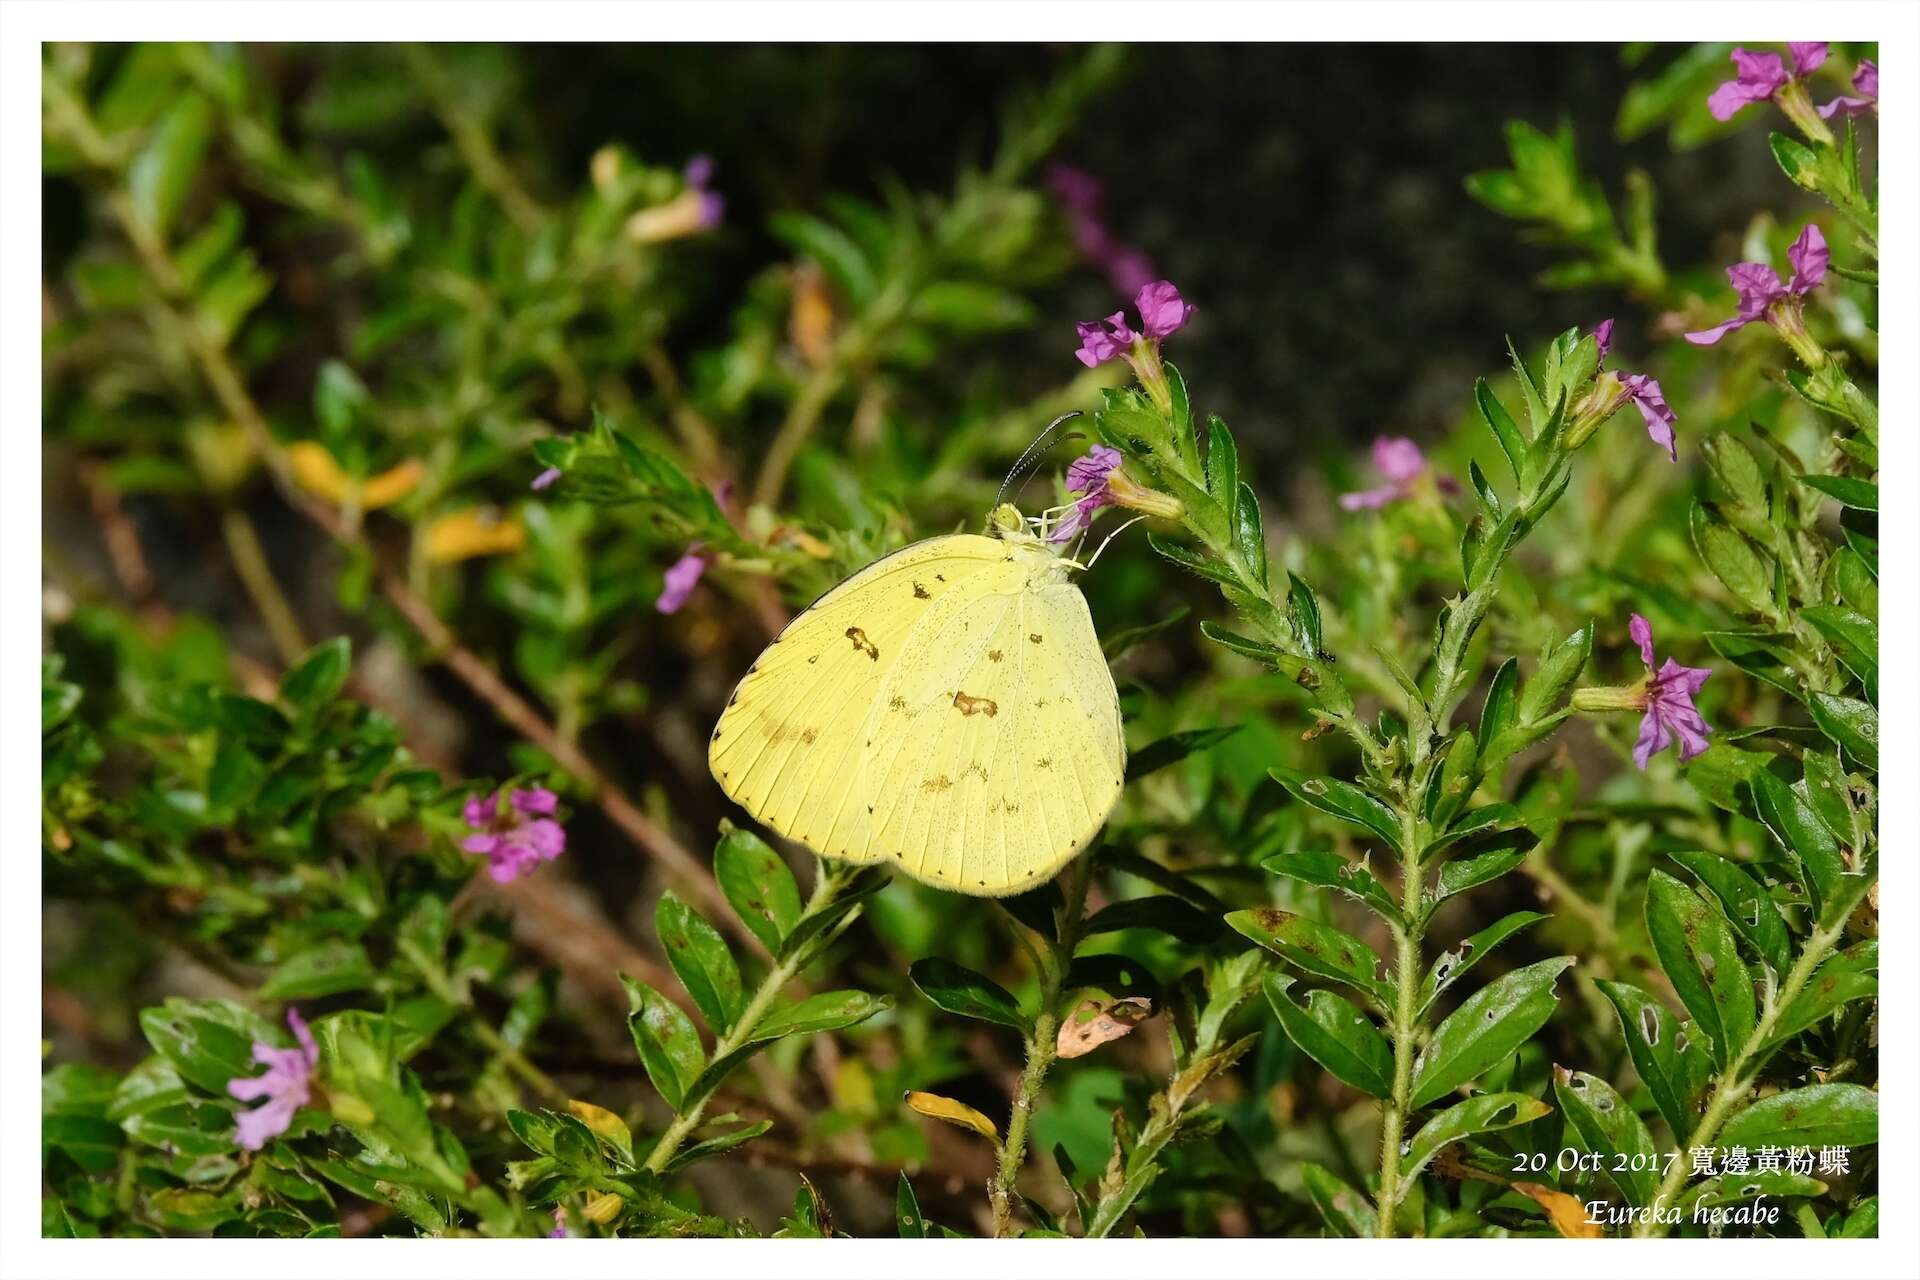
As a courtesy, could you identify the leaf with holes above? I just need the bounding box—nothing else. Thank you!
[1401,1091,1553,1184]
[1668,852,1791,977]
[1644,871,1754,1071]
[1418,912,1545,1016]
[1716,1084,1877,1151]
[1267,765,1400,847]
[1226,909,1387,1006]
[1596,979,1710,1141]
[1410,957,1571,1110]
[1554,1067,1658,1206]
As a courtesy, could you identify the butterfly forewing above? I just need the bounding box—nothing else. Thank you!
[708,531,1123,896]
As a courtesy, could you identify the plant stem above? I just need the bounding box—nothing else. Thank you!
[1631,899,1860,1238]
[1373,807,1429,1237]
[642,865,845,1174]
[218,505,308,664]
[988,855,1094,1237]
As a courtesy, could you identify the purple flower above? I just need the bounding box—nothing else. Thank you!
[656,547,710,614]
[1047,164,1161,298]
[549,1207,568,1239]
[1074,311,1137,369]
[1685,224,1827,345]
[684,155,725,231]
[1820,59,1878,118]
[1339,436,1456,511]
[1590,319,1678,461]
[1049,445,1123,543]
[531,467,561,492]
[1072,281,1193,368]
[227,1008,319,1151]
[1708,43,1827,121]
[1627,613,1713,768]
[462,787,567,884]
[1134,281,1195,340]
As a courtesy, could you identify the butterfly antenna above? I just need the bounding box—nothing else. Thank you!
[994,410,1084,512]
[1082,515,1149,570]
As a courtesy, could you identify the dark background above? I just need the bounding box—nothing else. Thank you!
[518,42,1776,459]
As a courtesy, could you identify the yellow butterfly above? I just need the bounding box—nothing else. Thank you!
[709,502,1124,896]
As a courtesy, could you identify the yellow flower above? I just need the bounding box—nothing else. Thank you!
[287,442,422,509]
[423,510,526,563]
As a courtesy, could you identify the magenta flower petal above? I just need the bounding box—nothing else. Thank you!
[227,1009,318,1151]
[1066,445,1123,494]
[657,549,709,614]
[1046,163,1104,215]
[531,467,561,492]
[1371,436,1428,485]
[512,787,559,817]
[461,832,502,855]
[1623,613,1712,769]
[1621,374,1678,461]
[462,793,494,828]
[1592,318,1615,363]
[1338,484,1403,512]
[1629,613,1658,669]
[1684,317,1751,346]
[522,819,567,859]
[1709,47,1791,120]
[1787,42,1829,76]
[1786,223,1828,294]
[1133,281,1194,340]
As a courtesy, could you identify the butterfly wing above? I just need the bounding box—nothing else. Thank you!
[708,534,1013,865]
[861,576,1124,895]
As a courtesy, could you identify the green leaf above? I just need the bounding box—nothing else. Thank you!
[1146,531,1239,587]
[1235,484,1268,587]
[1418,911,1545,1016]
[1644,871,1754,1070]
[895,1174,928,1238]
[278,637,351,716]
[1204,416,1240,506]
[1716,1084,1877,1151]
[1679,1168,1826,1211]
[1402,1091,1553,1185]
[908,958,1026,1032]
[139,999,278,1095]
[1668,852,1791,976]
[1260,849,1404,927]
[656,891,746,1034]
[259,941,375,1000]
[1554,1068,1659,1207]
[1101,606,1190,660]
[1410,957,1571,1110]
[42,1114,125,1173]
[1263,973,1392,1098]
[1704,629,1803,700]
[1198,620,1286,664]
[1126,725,1238,781]
[1086,896,1225,946]
[1299,1162,1376,1238]
[753,990,889,1041]
[713,829,802,954]
[621,974,705,1110]
[1700,432,1769,514]
[1806,693,1877,769]
[1517,622,1592,725]
[1474,378,1526,481]
[1286,573,1323,656]
[661,1119,774,1174]
[1768,131,1821,189]
[1764,958,1877,1052]
[1802,606,1877,696]
[1596,980,1709,1141]
[1690,501,1776,615]
[1749,770,1844,906]
[768,211,877,304]
[1478,658,1519,749]
[121,1100,237,1157]
[1430,836,1531,904]
[128,94,214,236]
[1267,765,1400,847]
[1226,909,1387,1006]
[1796,473,1877,511]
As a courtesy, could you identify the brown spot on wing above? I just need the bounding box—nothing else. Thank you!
[920,774,953,793]
[912,581,930,599]
[845,626,879,660]
[801,728,818,744]
[952,691,998,717]
[1029,633,1043,644]
[888,695,907,711]
[1037,756,1052,769]
[988,649,1003,662]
